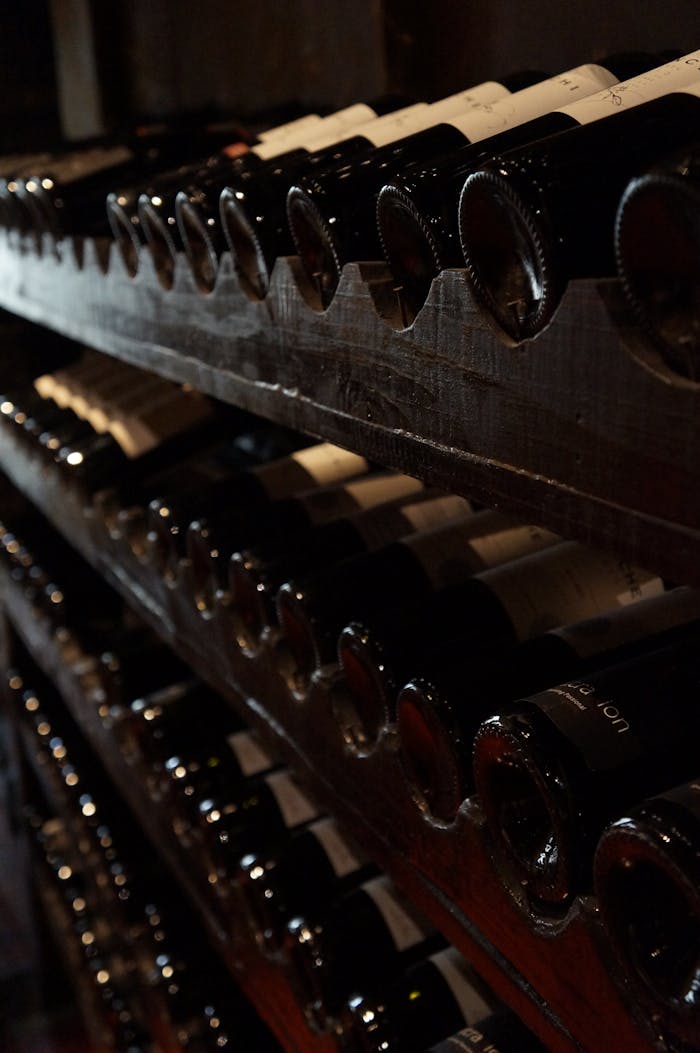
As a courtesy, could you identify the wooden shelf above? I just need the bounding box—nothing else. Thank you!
[0,543,337,1053]
[0,428,662,1053]
[0,235,698,589]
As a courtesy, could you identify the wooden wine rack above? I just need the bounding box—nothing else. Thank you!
[0,222,690,1051]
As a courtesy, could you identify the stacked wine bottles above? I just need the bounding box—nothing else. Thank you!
[0,50,699,373]
[1,336,700,1050]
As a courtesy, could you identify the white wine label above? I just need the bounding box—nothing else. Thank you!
[446,63,619,140]
[400,494,474,532]
[362,876,430,951]
[402,511,559,590]
[467,522,561,569]
[551,586,700,659]
[482,540,664,643]
[257,113,323,142]
[427,80,513,120]
[256,442,368,500]
[303,473,424,526]
[265,771,320,829]
[429,949,493,1026]
[30,145,133,184]
[343,473,424,510]
[308,818,363,877]
[341,103,434,147]
[558,54,700,123]
[253,104,380,158]
[227,730,274,776]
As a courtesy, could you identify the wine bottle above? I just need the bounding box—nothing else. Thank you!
[472,627,700,915]
[276,513,560,688]
[97,634,191,715]
[19,120,255,248]
[115,678,239,767]
[377,50,695,326]
[332,541,661,746]
[140,100,412,292]
[457,73,700,342]
[196,769,323,882]
[229,491,471,653]
[163,727,277,840]
[342,947,496,1053]
[238,816,376,950]
[214,81,532,301]
[188,470,423,616]
[286,876,442,1028]
[285,57,664,310]
[146,440,367,579]
[423,1013,548,1053]
[396,586,700,821]
[594,779,700,1050]
[615,145,700,380]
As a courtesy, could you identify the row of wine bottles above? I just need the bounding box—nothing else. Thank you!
[2,433,700,1049]
[8,634,546,1053]
[1,51,700,368]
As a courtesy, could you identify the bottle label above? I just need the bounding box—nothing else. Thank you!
[430,1025,505,1052]
[482,541,663,642]
[446,64,619,139]
[400,494,474,532]
[304,473,424,526]
[343,473,424,510]
[530,680,647,772]
[551,586,700,659]
[343,103,434,148]
[308,817,363,877]
[429,82,513,119]
[557,52,700,123]
[257,113,322,142]
[362,876,430,951]
[253,103,379,157]
[33,145,134,184]
[429,949,493,1026]
[265,771,320,829]
[227,731,274,776]
[403,512,559,590]
[256,443,368,501]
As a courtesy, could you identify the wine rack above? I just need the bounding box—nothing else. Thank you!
[0,336,668,1052]
[0,234,697,592]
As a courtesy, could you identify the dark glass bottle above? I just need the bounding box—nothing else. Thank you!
[275,513,560,689]
[286,876,442,1028]
[115,678,240,766]
[214,96,466,299]
[174,98,412,295]
[19,120,254,247]
[594,780,700,1051]
[228,490,468,653]
[472,628,700,917]
[146,439,366,579]
[395,587,700,821]
[188,470,421,616]
[285,58,662,310]
[163,726,277,841]
[615,144,700,380]
[333,543,662,758]
[458,78,700,343]
[423,1013,548,1053]
[97,633,191,715]
[341,946,496,1053]
[377,51,695,326]
[238,816,376,950]
[141,100,406,292]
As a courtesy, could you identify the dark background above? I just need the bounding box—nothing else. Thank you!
[1,0,700,148]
